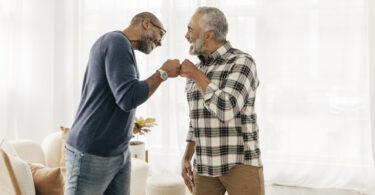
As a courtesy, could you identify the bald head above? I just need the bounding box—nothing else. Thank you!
[124,12,165,54]
[130,12,162,28]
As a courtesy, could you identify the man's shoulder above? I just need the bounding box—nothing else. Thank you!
[100,31,132,49]
[226,48,255,65]
[102,31,126,40]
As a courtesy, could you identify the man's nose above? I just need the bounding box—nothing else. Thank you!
[155,39,162,47]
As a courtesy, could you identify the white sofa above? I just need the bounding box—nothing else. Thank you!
[1,131,148,195]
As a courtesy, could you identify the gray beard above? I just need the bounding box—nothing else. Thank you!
[189,35,205,56]
[138,30,155,54]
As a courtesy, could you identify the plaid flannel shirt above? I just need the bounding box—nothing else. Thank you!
[185,42,262,177]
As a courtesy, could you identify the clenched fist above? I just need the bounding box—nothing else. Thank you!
[180,59,199,80]
[160,59,181,78]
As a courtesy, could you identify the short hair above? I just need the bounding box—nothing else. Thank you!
[130,12,161,27]
[195,7,228,43]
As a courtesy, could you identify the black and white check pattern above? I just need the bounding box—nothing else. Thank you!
[185,42,262,177]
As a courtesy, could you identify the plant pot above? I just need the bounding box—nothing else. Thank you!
[129,141,145,160]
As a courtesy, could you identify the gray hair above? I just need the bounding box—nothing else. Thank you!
[196,7,228,43]
[130,12,161,27]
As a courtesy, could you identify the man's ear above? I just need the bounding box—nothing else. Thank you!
[204,31,215,41]
[142,18,151,30]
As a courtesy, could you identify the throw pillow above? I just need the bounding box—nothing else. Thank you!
[29,163,64,195]
[1,148,36,195]
[59,126,70,176]
[0,148,21,195]
[0,139,19,158]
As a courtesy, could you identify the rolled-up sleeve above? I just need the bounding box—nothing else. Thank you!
[186,121,195,142]
[203,57,257,123]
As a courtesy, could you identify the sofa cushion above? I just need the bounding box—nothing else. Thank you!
[0,148,21,195]
[0,148,35,195]
[0,139,19,157]
[29,163,64,195]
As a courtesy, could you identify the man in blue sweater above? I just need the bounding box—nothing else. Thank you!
[65,12,180,195]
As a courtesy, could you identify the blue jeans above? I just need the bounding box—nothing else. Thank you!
[64,144,131,195]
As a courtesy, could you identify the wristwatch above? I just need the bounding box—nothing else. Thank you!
[157,69,168,81]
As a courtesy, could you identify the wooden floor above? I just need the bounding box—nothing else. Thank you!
[185,184,362,195]
[266,185,361,195]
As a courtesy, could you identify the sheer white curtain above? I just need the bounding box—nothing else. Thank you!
[0,0,80,142]
[252,0,375,194]
[1,0,55,141]
[368,0,375,193]
[1,0,374,194]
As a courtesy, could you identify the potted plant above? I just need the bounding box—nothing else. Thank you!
[129,116,157,161]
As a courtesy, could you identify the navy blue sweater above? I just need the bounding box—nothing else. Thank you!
[67,31,149,157]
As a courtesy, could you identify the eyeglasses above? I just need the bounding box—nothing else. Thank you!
[150,21,167,37]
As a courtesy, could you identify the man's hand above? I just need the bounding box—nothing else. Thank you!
[180,59,210,95]
[180,59,199,80]
[161,59,181,78]
[181,159,194,193]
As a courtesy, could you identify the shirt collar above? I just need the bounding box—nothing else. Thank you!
[198,42,232,64]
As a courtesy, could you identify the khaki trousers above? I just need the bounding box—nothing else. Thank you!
[192,165,265,195]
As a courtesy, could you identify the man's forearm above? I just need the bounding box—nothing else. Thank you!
[146,72,163,98]
[193,70,210,96]
[183,141,196,161]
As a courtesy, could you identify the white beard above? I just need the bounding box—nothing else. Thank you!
[189,34,205,56]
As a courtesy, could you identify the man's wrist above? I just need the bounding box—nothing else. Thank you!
[191,69,201,81]
[157,69,168,81]
[183,156,192,161]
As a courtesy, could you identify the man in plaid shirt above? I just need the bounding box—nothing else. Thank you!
[179,7,265,195]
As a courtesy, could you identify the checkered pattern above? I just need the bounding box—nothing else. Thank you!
[185,42,262,177]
